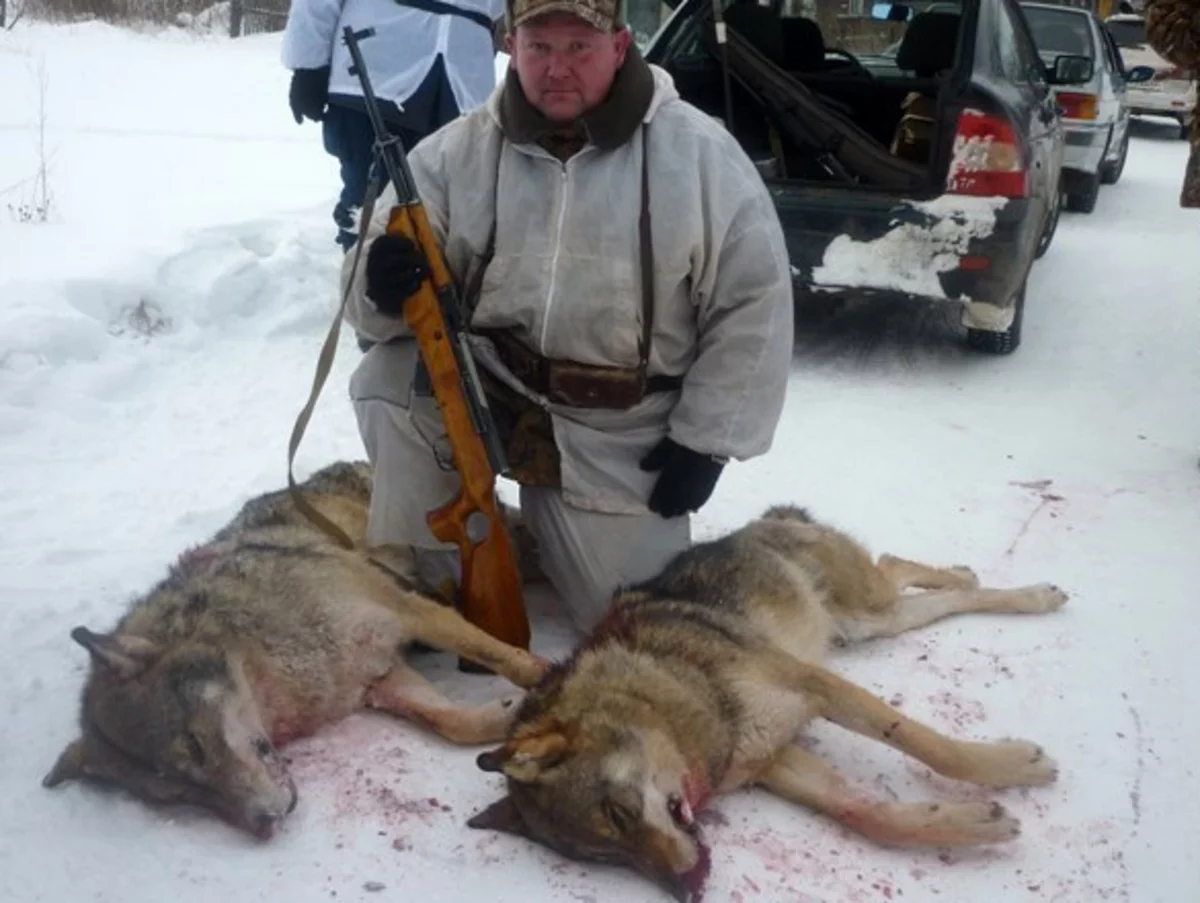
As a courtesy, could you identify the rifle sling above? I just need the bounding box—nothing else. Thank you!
[285,169,413,585]
[637,123,654,376]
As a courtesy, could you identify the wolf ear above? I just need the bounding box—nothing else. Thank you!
[42,734,131,789]
[44,730,199,806]
[70,627,160,679]
[43,738,87,788]
[467,795,527,836]
[477,730,569,782]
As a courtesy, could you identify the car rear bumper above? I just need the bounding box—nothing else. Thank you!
[773,188,1034,311]
[1127,82,1197,118]
[1061,122,1109,174]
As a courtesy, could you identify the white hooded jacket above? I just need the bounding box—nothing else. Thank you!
[281,0,503,114]
[343,62,794,516]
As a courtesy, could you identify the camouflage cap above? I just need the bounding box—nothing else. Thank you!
[508,0,623,32]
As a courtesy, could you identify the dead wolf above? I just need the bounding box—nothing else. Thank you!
[42,460,546,838]
[468,504,1067,901]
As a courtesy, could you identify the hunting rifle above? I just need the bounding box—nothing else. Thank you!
[289,25,531,661]
[344,24,530,655]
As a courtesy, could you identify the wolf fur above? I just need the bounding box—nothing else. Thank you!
[468,504,1067,901]
[42,460,546,838]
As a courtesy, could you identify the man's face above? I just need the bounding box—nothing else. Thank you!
[508,13,632,122]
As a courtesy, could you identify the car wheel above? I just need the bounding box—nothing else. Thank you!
[1035,184,1063,259]
[1100,127,1128,185]
[965,282,1026,355]
[1065,169,1100,214]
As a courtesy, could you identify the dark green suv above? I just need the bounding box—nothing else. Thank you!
[640,0,1094,353]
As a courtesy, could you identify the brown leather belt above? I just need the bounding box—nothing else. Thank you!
[485,328,682,409]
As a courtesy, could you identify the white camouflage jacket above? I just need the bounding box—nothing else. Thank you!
[343,59,794,516]
[280,0,503,114]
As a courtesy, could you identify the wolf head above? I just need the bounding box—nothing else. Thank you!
[469,719,712,902]
[43,627,297,839]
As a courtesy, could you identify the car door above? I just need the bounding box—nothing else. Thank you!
[997,0,1064,206]
[1098,19,1130,153]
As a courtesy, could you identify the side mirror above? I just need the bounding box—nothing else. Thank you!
[1047,54,1094,86]
[1126,65,1155,84]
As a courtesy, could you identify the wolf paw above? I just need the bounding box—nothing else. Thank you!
[463,695,524,744]
[935,801,1021,845]
[511,653,551,688]
[1022,583,1069,613]
[862,800,1019,847]
[982,740,1059,788]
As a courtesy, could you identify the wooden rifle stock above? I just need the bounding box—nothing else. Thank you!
[387,203,531,651]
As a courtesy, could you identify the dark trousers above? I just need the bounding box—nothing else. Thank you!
[321,55,461,250]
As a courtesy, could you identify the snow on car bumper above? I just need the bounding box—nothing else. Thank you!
[799,194,1024,307]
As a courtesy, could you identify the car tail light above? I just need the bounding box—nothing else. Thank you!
[1056,92,1098,120]
[1157,66,1192,82]
[947,108,1028,198]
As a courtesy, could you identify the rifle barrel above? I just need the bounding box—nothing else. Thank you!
[341,26,418,202]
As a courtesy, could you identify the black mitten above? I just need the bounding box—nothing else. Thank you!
[289,66,330,124]
[365,234,429,317]
[639,438,726,518]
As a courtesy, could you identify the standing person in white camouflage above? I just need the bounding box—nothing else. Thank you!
[281,0,506,249]
[341,0,795,633]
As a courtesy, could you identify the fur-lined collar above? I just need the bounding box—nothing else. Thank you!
[497,46,656,151]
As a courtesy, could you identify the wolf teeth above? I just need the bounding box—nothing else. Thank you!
[669,793,694,827]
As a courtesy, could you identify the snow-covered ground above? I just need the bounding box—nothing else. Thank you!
[3,19,1199,903]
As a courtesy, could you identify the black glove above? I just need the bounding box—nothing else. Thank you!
[289,66,330,124]
[365,234,429,317]
[640,437,726,519]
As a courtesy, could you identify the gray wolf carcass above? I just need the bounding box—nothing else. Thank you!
[468,504,1067,901]
[43,461,545,838]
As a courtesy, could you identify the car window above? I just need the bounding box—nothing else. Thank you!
[1021,6,1095,64]
[1105,18,1146,48]
[1101,26,1126,75]
[627,0,681,51]
[998,0,1049,86]
[790,0,968,63]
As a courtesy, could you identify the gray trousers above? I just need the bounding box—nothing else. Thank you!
[348,339,690,634]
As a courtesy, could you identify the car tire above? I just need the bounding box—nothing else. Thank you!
[1035,184,1063,259]
[1065,169,1100,214]
[965,282,1026,355]
[1100,127,1128,185]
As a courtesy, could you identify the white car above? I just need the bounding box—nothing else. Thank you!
[1106,12,1196,139]
[1021,1,1132,213]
